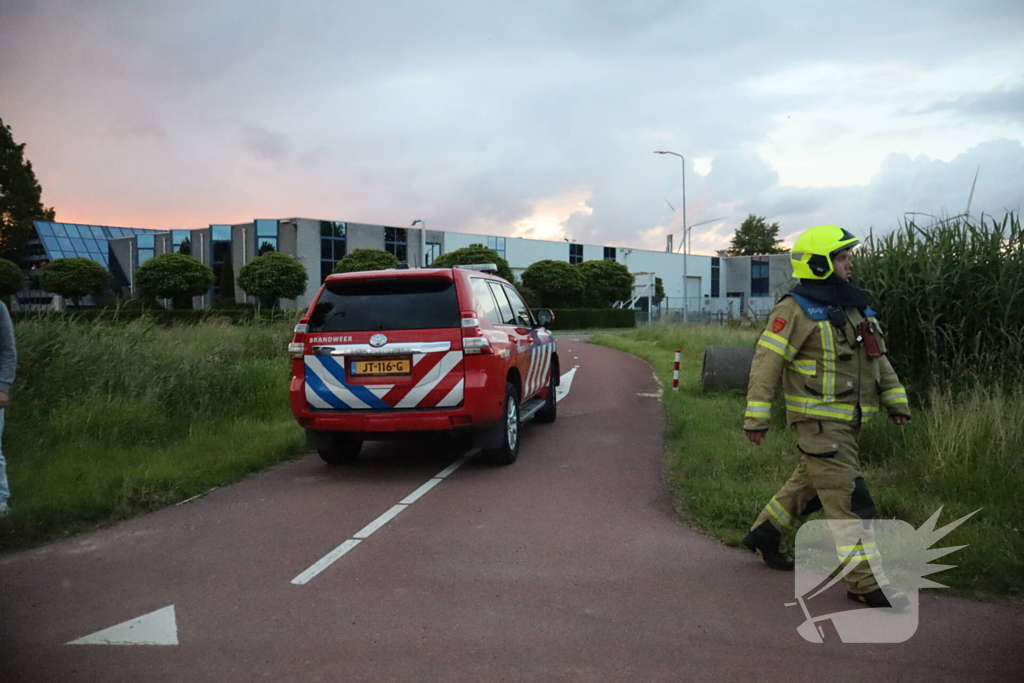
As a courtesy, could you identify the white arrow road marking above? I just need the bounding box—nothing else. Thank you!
[556,368,576,403]
[68,605,178,646]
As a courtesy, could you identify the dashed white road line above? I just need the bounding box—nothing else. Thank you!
[291,452,474,585]
[292,366,580,586]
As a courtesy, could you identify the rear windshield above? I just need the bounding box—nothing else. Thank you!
[308,277,460,332]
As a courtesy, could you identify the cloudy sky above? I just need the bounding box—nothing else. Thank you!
[2,0,1022,255]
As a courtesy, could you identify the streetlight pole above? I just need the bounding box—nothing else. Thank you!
[655,150,688,322]
[411,219,426,267]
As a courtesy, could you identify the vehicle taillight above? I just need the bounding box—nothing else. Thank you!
[460,310,493,355]
[290,317,309,359]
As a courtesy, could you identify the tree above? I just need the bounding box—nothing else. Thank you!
[431,243,515,282]
[334,248,400,274]
[134,253,215,309]
[0,258,23,300]
[521,260,585,308]
[727,214,786,255]
[39,257,109,305]
[238,251,308,308]
[0,117,55,261]
[576,259,634,308]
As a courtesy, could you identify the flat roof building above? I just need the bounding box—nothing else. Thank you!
[22,217,796,319]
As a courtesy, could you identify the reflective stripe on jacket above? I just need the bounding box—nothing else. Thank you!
[743,296,911,431]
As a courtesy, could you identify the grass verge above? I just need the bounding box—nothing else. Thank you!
[0,318,306,550]
[592,324,1023,598]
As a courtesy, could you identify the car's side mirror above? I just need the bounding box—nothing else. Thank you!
[535,309,554,328]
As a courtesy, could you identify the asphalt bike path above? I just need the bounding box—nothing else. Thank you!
[0,338,1020,681]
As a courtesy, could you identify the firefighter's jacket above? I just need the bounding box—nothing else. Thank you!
[744,294,911,431]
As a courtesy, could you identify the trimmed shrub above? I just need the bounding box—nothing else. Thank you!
[335,249,400,273]
[521,260,585,308]
[0,258,24,298]
[134,253,215,309]
[39,257,109,304]
[432,244,515,282]
[576,259,634,308]
[238,252,308,308]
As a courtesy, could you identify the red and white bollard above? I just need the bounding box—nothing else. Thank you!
[672,349,681,391]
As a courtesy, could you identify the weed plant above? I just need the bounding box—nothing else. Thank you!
[594,324,1023,596]
[0,318,305,549]
[857,211,1024,396]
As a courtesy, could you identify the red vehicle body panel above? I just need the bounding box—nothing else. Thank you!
[288,267,556,439]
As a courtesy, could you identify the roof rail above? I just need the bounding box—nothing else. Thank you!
[452,263,499,272]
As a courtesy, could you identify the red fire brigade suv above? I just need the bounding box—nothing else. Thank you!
[288,264,559,466]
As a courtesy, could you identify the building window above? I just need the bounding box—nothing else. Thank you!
[320,221,347,282]
[751,258,769,298]
[425,242,442,265]
[255,219,278,255]
[486,236,506,259]
[711,256,720,298]
[569,243,583,265]
[137,233,155,266]
[603,246,616,261]
[385,227,407,263]
[211,225,232,298]
[171,229,191,255]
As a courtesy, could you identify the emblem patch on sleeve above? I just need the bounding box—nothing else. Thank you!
[772,317,787,334]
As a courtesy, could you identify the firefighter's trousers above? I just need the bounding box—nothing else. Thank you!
[752,414,885,595]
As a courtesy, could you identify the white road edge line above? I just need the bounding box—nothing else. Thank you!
[291,453,474,586]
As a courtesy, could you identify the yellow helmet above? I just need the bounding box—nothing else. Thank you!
[790,225,859,280]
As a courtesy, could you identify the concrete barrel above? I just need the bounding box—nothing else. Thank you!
[701,345,755,392]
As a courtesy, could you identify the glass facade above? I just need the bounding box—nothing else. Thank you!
[751,258,769,297]
[137,233,155,266]
[604,246,616,261]
[384,227,407,263]
[486,236,506,259]
[320,221,347,282]
[32,221,156,268]
[171,230,191,255]
[569,243,583,265]
[425,242,442,265]
[255,219,278,255]
[711,256,720,297]
[211,225,232,299]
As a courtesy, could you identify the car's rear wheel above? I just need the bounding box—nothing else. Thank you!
[534,366,558,424]
[318,434,363,465]
[483,382,520,465]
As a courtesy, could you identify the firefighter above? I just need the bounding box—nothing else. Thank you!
[741,224,911,609]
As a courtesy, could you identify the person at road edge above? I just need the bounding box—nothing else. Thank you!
[741,224,911,610]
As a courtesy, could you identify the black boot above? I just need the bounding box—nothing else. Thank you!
[742,521,794,571]
[848,587,910,610]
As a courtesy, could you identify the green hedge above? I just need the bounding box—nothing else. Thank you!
[547,308,636,330]
[11,308,302,326]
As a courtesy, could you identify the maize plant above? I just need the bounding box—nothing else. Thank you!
[856,211,1024,397]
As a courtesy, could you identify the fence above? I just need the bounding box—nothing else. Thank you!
[636,297,776,325]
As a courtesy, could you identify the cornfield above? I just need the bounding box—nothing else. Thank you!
[857,211,1024,396]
